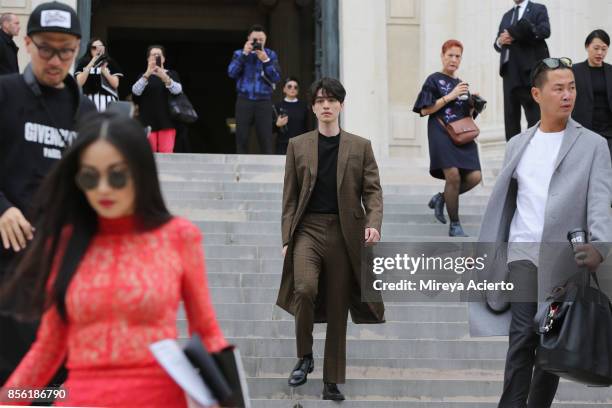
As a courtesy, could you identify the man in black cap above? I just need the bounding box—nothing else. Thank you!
[0,13,20,75]
[0,1,95,386]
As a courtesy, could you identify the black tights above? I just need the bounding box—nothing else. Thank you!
[441,168,481,223]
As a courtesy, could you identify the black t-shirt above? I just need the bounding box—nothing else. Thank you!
[589,65,612,133]
[274,99,310,142]
[134,70,180,131]
[75,58,123,97]
[306,133,340,214]
[0,70,96,259]
[39,84,77,131]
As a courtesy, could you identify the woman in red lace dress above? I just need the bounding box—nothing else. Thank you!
[1,113,227,407]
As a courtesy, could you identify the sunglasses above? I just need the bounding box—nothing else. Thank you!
[286,84,299,90]
[531,57,573,84]
[76,168,130,191]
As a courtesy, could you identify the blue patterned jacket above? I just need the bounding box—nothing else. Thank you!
[228,48,281,101]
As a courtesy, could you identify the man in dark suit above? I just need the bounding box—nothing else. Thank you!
[0,13,20,75]
[495,0,550,140]
[276,77,385,401]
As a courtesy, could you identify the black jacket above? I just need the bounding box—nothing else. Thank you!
[0,29,19,75]
[494,1,550,88]
[572,61,612,133]
[0,64,96,221]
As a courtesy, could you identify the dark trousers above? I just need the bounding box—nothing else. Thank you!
[235,97,273,154]
[499,260,559,408]
[292,213,352,384]
[503,80,540,141]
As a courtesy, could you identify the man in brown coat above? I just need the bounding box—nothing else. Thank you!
[276,77,385,400]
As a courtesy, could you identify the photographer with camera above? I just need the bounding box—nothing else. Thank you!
[413,39,485,237]
[132,45,183,153]
[75,37,123,111]
[273,77,311,155]
[228,24,281,154]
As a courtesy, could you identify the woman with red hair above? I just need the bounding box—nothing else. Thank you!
[413,39,483,237]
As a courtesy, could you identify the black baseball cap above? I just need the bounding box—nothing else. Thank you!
[27,1,81,38]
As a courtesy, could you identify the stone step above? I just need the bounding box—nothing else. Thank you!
[193,221,481,236]
[250,401,609,408]
[180,319,471,340]
[201,233,476,246]
[185,303,469,323]
[223,337,508,360]
[155,152,503,168]
[155,153,287,164]
[178,208,483,224]
[206,287,461,304]
[233,356,506,378]
[166,198,488,213]
[245,377,612,402]
[161,181,493,196]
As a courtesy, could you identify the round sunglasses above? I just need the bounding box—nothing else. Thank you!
[76,168,130,191]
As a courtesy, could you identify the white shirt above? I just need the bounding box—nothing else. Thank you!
[515,0,529,21]
[508,127,564,266]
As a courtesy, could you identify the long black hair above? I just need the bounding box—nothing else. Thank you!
[1,112,172,321]
[76,37,106,67]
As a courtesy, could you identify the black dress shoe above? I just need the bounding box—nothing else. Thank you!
[428,192,447,224]
[322,382,345,401]
[288,356,314,387]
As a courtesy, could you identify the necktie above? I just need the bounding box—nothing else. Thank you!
[510,5,520,25]
[503,6,520,64]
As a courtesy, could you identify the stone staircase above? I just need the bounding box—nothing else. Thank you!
[157,153,612,407]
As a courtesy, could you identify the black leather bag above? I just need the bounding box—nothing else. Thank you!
[183,335,250,407]
[168,92,198,124]
[534,270,612,386]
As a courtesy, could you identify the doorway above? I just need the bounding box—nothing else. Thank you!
[90,0,316,153]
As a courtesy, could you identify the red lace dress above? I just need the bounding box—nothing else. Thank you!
[4,215,228,407]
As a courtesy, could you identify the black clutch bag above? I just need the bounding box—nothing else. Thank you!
[168,92,199,124]
[534,269,612,386]
[184,335,250,407]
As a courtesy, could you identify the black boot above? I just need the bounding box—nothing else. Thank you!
[288,355,314,387]
[322,382,345,401]
[428,192,447,224]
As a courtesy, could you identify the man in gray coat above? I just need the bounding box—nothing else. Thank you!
[469,58,612,408]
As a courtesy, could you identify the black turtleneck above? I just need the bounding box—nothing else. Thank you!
[306,132,340,214]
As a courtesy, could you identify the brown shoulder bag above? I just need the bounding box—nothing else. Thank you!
[438,117,479,145]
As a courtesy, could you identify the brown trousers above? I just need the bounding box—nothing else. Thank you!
[292,213,352,384]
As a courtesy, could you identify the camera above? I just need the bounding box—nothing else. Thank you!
[252,40,263,51]
[277,107,289,134]
[93,53,108,68]
[470,94,487,114]
[155,55,162,67]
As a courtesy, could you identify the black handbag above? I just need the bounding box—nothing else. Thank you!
[534,269,612,386]
[183,335,250,407]
[168,92,198,124]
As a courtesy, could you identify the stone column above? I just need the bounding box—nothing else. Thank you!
[338,0,389,160]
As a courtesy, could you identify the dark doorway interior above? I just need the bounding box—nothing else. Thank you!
[91,0,316,154]
[108,27,243,153]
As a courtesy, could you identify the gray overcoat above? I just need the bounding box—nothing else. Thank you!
[469,119,612,336]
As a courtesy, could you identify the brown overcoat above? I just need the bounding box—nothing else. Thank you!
[276,130,385,324]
